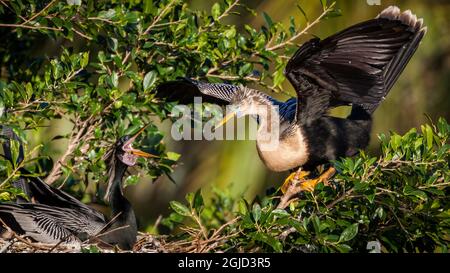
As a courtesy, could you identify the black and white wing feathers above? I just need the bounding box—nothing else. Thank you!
[285,6,426,124]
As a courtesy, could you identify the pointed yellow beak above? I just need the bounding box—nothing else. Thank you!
[214,112,237,131]
[125,124,159,158]
[130,149,158,158]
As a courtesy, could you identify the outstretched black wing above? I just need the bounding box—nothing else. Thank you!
[155,78,298,121]
[154,78,240,105]
[286,6,426,124]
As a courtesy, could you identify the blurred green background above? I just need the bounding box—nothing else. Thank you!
[28,0,450,229]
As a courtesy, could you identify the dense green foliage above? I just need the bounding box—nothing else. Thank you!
[163,118,450,253]
[0,0,338,194]
[0,1,449,253]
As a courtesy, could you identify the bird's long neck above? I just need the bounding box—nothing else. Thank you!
[100,160,138,250]
[251,96,281,144]
[108,163,136,227]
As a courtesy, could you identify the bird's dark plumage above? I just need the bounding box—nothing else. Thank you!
[286,6,426,123]
[0,127,151,249]
[154,6,425,172]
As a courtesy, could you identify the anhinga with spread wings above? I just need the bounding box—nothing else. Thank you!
[155,6,426,202]
[0,125,154,250]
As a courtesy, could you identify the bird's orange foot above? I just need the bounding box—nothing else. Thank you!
[278,167,336,209]
[280,169,310,194]
[299,167,336,192]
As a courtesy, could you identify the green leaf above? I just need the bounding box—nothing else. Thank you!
[211,3,221,20]
[424,124,434,150]
[325,8,342,19]
[169,201,191,216]
[270,209,290,218]
[143,0,154,14]
[193,190,204,211]
[403,185,428,201]
[98,9,116,20]
[262,12,274,28]
[252,203,261,222]
[81,245,100,253]
[124,175,139,186]
[238,63,252,76]
[111,72,119,88]
[114,100,122,109]
[238,199,248,215]
[391,134,401,150]
[253,232,283,253]
[273,68,285,87]
[0,192,11,201]
[80,52,89,68]
[374,207,386,220]
[166,152,180,161]
[334,244,352,253]
[25,82,33,100]
[143,71,157,91]
[312,215,321,234]
[223,26,236,39]
[185,192,194,207]
[339,223,359,242]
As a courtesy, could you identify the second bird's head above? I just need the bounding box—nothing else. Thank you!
[111,124,156,167]
[104,125,157,203]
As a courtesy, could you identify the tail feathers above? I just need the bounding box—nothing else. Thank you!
[0,204,27,235]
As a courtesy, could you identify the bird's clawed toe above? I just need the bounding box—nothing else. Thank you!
[277,167,336,209]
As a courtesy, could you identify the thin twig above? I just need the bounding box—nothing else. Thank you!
[205,73,259,82]
[0,23,61,31]
[279,227,297,241]
[208,0,240,27]
[265,2,336,51]
[21,0,58,26]
[143,0,177,35]
[326,188,354,209]
[0,0,27,21]
[191,211,208,240]
[73,27,93,40]
[48,234,76,253]
[152,19,187,28]
[45,115,94,184]
[88,17,115,24]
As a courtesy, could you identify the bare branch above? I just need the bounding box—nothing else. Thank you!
[143,0,177,35]
[21,0,58,26]
[265,2,336,51]
[0,23,61,31]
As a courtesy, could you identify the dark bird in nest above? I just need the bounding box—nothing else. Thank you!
[155,6,426,205]
[0,125,155,250]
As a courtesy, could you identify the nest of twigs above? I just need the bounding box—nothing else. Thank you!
[0,230,237,253]
[0,231,170,253]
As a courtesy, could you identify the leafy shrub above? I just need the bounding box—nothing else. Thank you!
[0,0,338,193]
[0,1,448,253]
[162,118,450,253]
